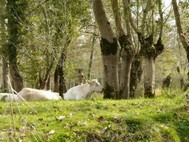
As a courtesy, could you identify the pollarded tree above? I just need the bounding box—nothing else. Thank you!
[128,0,164,98]
[93,0,119,99]
[111,0,135,99]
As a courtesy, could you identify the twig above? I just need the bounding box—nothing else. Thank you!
[7,75,17,141]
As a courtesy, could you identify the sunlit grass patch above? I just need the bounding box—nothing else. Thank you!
[0,90,188,141]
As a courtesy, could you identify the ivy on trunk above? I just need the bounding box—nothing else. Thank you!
[6,0,28,91]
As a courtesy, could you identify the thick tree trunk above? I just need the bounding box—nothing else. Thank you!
[6,0,28,91]
[0,1,8,92]
[119,56,133,99]
[130,56,143,98]
[142,38,164,98]
[128,0,164,98]
[138,33,164,98]
[101,39,119,98]
[112,0,135,99]
[118,35,134,99]
[138,34,155,97]
[143,57,155,97]
[93,0,119,99]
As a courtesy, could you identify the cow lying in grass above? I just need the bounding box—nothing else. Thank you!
[64,79,103,100]
[0,93,21,102]
[18,88,62,101]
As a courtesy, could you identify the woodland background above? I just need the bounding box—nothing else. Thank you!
[0,0,189,98]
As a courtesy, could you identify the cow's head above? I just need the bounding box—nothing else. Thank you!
[89,79,103,92]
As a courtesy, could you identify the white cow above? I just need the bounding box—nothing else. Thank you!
[18,88,62,101]
[64,79,103,100]
[0,93,21,102]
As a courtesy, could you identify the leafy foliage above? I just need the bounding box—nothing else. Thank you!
[17,0,92,87]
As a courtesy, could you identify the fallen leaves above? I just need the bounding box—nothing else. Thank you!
[56,115,66,121]
[45,129,55,141]
[98,116,105,122]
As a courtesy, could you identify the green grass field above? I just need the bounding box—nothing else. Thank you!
[0,90,189,142]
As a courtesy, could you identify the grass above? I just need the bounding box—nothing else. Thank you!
[0,90,189,142]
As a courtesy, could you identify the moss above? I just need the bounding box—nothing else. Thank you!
[100,38,118,56]
[103,83,116,99]
[119,34,134,57]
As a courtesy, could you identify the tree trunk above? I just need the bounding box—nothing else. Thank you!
[130,55,143,98]
[54,67,59,92]
[138,34,155,98]
[172,0,189,62]
[75,68,84,85]
[0,1,8,92]
[119,55,133,99]
[6,0,27,91]
[128,0,164,98]
[54,53,67,98]
[46,76,50,90]
[87,36,96,80]
[9,64,23,92]
[143,57,155,97]
[142,38,164,98]
[38,68,51,89]
[93,0,119,99]
[118,35,134,99]
[111,0,135,99]
[2,58,9,92]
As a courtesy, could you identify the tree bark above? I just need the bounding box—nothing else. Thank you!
[172,0,189,62]
[143,57,155,97]
[53,22,69,96]
[128,0,164,98]
[2,58,9,92]
[54,53,67,98]
[0,1,9,92]
[93,0,119,99]
[112,0,135,99]
[119,35,134,99]
[130,55,143,98]
[6,0,27,92]
[38,66,52,89]
[124,0,143,98]
[87,36,96,80]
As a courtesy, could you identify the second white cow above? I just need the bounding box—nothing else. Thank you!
[64,79,103,100]
[18,88,62,101]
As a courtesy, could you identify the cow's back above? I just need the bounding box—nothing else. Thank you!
[64,84,90,100]
[63,86,77,100]
[19,88,61,101]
